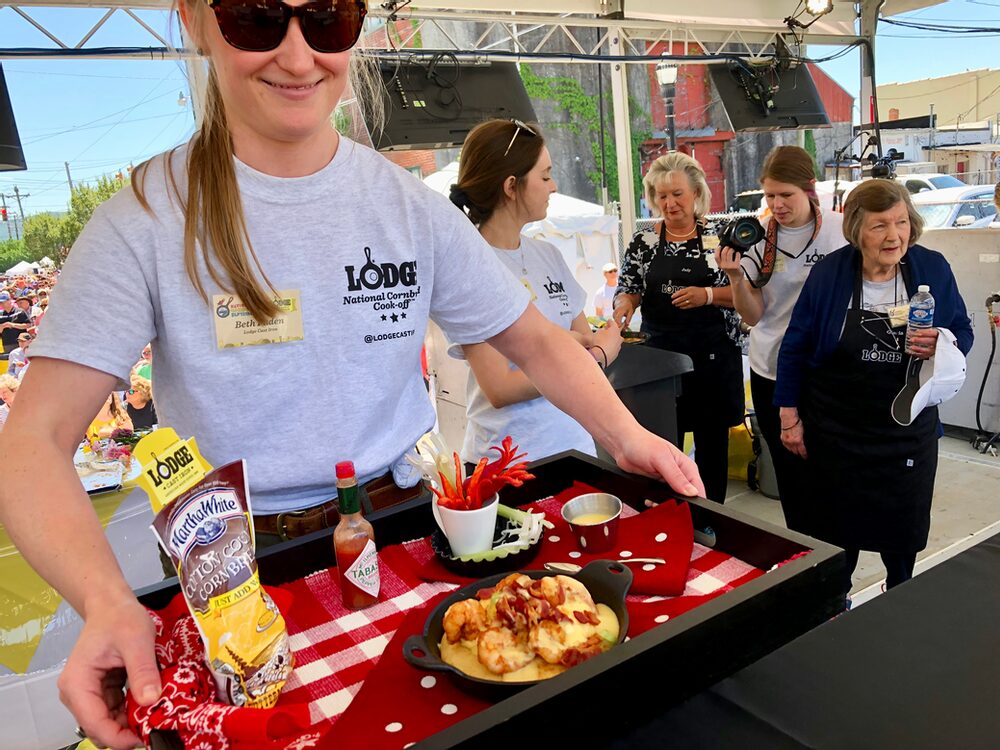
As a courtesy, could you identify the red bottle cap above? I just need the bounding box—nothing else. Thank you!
[335,461,356,479]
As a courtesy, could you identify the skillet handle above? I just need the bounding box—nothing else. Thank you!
[402,635,452,672]
[575,559,634,600]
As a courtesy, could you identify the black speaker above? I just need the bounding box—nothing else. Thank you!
[1,64,27,172]
[710,62,830,132]
[368,59,536,151]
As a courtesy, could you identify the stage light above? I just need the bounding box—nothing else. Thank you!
[804,0,833,16]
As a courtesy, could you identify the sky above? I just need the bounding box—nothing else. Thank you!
[1,0,999,219]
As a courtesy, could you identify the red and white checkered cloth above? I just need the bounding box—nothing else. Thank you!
[277,483,765,731]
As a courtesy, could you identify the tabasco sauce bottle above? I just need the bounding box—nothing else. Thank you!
[333,461,380,609]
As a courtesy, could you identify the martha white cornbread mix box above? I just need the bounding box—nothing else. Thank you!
[134,429,293,708]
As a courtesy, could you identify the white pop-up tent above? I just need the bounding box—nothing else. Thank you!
[4,260,39,276]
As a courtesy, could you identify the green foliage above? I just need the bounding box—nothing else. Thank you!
[520,65,651,208]
[803,131,824,179]
[0,238,28,269]
[23,213,65,262]
[61,175,129,252]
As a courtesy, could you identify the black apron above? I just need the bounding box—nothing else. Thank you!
[640,223,744,429]
[799,262,938,552]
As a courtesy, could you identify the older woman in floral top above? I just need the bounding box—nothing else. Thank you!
[613,152,745,502]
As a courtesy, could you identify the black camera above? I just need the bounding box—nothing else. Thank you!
[718,215,766,255]
[869,148,904,179]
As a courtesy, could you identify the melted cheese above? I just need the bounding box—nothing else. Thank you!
[439,604,619,683]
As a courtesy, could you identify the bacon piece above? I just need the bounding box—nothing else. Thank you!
[573,611,590,624]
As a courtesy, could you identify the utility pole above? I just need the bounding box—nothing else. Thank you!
[13,185,27,219]
[928,103,935,151]
[65,161,74,192]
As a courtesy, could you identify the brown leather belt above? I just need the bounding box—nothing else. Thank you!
[253,472,423,541]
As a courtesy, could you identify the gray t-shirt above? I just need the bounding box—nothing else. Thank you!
[32,138,530,512]
[451,235,595,464]
[740,212,844,379]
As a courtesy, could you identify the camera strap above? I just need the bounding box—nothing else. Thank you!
[751,198,823,289]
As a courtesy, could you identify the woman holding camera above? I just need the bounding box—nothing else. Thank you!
[716,146,843,533]
[614,152,744,502]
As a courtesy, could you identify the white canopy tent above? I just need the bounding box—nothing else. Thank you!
[4,260,38,276]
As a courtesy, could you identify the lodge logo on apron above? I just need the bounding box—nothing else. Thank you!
[860,343,903,364]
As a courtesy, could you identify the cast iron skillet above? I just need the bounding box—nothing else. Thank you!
[403,560,632,696]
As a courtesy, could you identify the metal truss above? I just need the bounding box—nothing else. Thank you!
[0,2,862,61]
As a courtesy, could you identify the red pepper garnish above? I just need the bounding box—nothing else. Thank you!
[433,435,535,511]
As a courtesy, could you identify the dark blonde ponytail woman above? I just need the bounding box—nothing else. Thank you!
[0,4,705,745]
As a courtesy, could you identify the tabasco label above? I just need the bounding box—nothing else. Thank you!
[345,539,380,597]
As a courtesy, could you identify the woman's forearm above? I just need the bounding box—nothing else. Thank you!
[710,285,734,307]
[726,273,764,325]
[490,307,639,459]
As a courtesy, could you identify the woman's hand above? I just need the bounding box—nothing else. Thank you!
[906,326,939,360]
[715,246,744,280]
[614,429,706,498]
[58,595,161,750]
[592,318,623,365]
[612,296,636,329]
[671,286,710,309]
[779,407,807,459]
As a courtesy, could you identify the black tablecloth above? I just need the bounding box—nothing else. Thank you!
[610,533,1000,749]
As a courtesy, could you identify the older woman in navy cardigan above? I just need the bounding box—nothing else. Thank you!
[775,179,973,594]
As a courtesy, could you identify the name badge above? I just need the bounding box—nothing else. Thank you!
[702,235,720,252]
[774,253,786,274]
[212,289,305,349]
[888,303,909,328]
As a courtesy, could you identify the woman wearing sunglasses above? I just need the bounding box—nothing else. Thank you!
[449,119,623,466]
[125,375,157,430]
[0,3,704,747]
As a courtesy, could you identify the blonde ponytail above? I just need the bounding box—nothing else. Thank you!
[134,69,279,326]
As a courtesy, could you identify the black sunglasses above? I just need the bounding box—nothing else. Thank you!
[208,0,367,54]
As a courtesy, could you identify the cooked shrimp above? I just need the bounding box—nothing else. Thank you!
[529,620,567,665]
[477,627,535,674]
[442,599,488,644]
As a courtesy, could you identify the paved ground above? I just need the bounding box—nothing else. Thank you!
[723,435,1000,596]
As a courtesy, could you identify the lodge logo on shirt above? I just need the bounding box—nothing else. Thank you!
[543,276,565,295]
[803,250,826,267]
[343,245,422,315]
[344,246,418,292]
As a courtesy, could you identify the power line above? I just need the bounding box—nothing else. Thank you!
[69,69,177,163]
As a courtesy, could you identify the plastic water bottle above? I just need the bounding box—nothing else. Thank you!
[905,284,935,354]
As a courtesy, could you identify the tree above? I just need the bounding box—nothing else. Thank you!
[61,175,129,252]
[0,238,28,270]
[23,212,67,262]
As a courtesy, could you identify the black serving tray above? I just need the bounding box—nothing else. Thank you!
[135,451,846,750]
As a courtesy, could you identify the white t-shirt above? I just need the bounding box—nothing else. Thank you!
[740,212,844,379]
[451,235,596,464]
[31,138,531,513]
[593,283,616,317]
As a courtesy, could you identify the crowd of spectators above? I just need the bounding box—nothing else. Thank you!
[0,268,156,437]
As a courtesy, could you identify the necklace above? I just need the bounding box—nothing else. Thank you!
[664,223,697,238]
